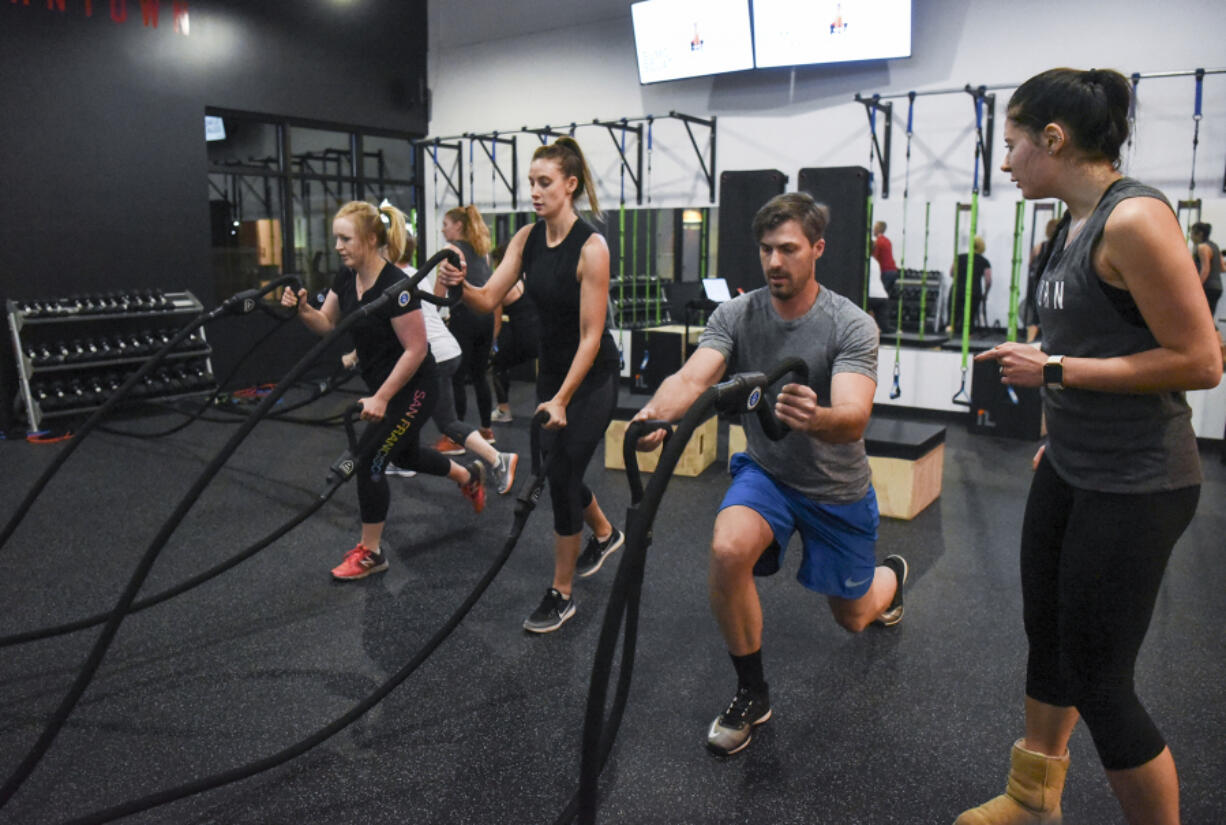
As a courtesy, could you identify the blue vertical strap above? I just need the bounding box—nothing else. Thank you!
[436,138,446,212]
[919,201,931,340]
[468,138,475,212]
[1189,69,1204,205]
[646,116,654,206]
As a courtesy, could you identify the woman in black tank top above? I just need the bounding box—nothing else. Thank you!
[961,68,1222,824]
[1191,222,1222,315]
[439,137,623,634]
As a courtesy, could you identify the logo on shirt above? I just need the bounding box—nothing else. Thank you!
[747,387,762,411]
[1036,279,1064,310]
[397,290,411,307]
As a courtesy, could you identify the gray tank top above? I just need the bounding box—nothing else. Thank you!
[1036,177,1200,493]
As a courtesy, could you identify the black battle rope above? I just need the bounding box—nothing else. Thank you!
[0,253,457,811]
[57,412,556,825]
[555,357,810,825]
[0,404,371,650]
[0,275,303,552]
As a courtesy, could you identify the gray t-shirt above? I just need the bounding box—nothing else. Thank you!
[699,286,879,502]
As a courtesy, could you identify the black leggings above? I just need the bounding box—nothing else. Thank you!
[537,370,616,535]
[1021,455,1199,770]
[449,308,494,427]
[355,374,451,524]
[492,297,540,405]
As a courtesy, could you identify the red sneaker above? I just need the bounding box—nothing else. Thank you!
[460,460,486,513]
[479,427,496,444]
[331,544,388,581]
[433,435,465,456]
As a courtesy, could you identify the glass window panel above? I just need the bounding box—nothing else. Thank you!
[292,176,356,295]
[289,127,353,180]
[206,116,280,170]
[362,135,415,181]
[209,172,284,300]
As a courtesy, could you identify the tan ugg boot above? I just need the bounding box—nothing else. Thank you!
[954,739,1070,825]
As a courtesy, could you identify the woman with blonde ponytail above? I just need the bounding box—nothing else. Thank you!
[438,203,498,448]
[439,137,623,633]
[281,200,487,581]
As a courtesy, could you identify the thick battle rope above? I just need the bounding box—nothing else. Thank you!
[555,358,810,825]
[55,411,556,825]
[0,275,303,553]
[0,404,372,650]
[0,255,457,811]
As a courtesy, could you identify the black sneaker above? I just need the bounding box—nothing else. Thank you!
[706,685,772,756]
[875,554,908,627]
[522,587,576,633]
[575,527,625,578]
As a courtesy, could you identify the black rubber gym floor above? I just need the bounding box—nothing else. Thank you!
[1,383,1224,824]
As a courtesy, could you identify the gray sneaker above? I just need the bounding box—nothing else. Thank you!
[575,527,625,578]
[706,685,772,756]
[875,554,908,627]
[489,451,519,495]
[523,587,576,633]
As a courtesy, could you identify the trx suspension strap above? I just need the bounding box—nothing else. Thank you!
[1181,69,1206,240]
[1008,201,1025,343]
[918,202,932,340]
[1126,73,1140,171]
[889,92,916,399]
[953,88,988,407]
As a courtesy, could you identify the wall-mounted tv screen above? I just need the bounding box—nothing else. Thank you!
[205,115,227,142]
[631,0,755,85]
[752,0,912,69]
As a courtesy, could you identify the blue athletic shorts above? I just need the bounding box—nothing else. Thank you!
[719,452,879,599]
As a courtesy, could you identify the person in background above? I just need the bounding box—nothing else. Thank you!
[1190,222,1221,318]
[1025,218,1059,341]
[949,236,992,333]
[439,137,624,633]
[396,231,518,494]
[281,201,487,581]
[487,243,540,424]
[964,67,1222,825]
[437,204,497,453]
[865,253,890,332]
[871,220,899,294]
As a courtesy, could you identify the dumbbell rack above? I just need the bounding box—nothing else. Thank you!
[6,290,217,432]
[885,271,944,335]
[611,276,668,330]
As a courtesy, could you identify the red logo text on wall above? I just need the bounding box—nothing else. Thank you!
[11,1,191,36]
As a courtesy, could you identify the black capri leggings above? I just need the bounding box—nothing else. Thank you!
[1021,455,1199,770]
[492,296,540,405]
[449,307,494,427]
[537,370,616,536]
[354,373,451,524]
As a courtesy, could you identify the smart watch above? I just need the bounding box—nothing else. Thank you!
[1043,355,1065,390]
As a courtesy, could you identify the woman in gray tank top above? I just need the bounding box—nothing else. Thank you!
[961,68,1222,825]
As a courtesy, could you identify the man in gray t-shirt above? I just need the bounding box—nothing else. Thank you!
[633,192,907,757]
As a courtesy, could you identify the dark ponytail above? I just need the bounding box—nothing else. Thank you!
[532,136,601,219]
[1008,68,1132,167]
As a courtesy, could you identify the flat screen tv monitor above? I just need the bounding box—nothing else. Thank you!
[205,115,226,142]
[631,0,754,85]
[752,0,912,69]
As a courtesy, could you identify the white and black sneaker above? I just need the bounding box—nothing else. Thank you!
[522,588,576,634]
[706,685,772,756]
[875,554,908,627]
[575,527,625,578]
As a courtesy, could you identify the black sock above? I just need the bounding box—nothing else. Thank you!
[730,650,767,694]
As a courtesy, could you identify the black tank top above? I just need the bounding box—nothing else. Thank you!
[1197,240,1222,296]
[1036,177,1199,493]
[521,218,618,381]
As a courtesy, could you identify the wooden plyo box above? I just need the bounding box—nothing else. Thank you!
[605,415,718,477]
[865,420,946,520]
[729,421,945,520]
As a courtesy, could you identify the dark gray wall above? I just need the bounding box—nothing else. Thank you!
[0,0,429,429]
